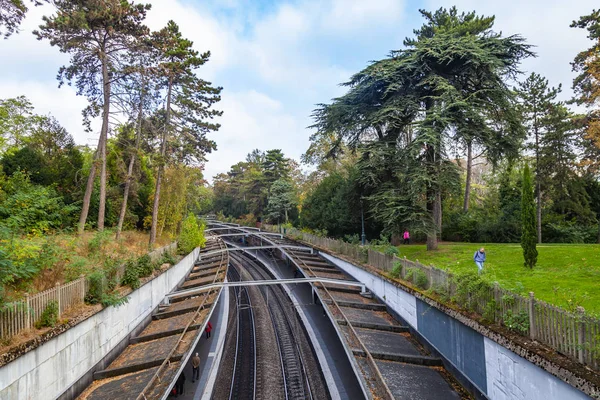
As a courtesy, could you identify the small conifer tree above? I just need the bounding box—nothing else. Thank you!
[521,163,538,268]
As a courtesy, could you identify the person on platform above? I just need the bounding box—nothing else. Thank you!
[205,321,213,339]
[175,372,186,396]
[192,352,201,382]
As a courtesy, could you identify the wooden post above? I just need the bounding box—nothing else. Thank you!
[528,292,536,340]
[25,293,30,330]
[577,306,585,364]
[56,282,62,318]
[80,274,86,301]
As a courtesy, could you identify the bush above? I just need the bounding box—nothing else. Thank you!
[451,271,494,312]
[85,271,106,304]
[159,251,177,267]
[390,262,402,279]
[88,229,113,255]
[137,254,153,278]
[35,300,58,329]
[503,309,530,335]
[178,214,206,255]
[384,246,399,256]
[405,268,428,289]
[121,259,140,289]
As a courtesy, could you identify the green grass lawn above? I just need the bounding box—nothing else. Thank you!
[394,242,600,315]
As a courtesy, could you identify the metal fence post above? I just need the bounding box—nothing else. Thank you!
[528,292,536,340]
[577,306,586,364]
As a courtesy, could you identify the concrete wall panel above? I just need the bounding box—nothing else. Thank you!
[416,299,487,393]
[484,338,589,400]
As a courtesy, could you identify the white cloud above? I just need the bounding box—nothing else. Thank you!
[425,0,598,100]
[203,90,306,181]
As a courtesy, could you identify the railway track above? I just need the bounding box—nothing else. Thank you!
[77,236,228,400]
[220,249,329,400]
[227,264,257,400]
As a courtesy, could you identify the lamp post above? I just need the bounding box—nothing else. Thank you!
[361,199,366,246]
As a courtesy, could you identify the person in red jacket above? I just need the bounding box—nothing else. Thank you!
[205,321,213,339]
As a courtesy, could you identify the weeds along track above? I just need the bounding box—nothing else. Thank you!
[77,237,228,400]
[223,250,330,400]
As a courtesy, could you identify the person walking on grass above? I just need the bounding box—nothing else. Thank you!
[474,247,486,274]
[192,352,200,383]
[403,230,410,245]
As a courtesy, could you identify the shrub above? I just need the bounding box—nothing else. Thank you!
[405,267,428,289]
[100,292,128,308]
[159,251,177,267]
[390,262,402,279]
[178,214,205,255]
[137,254,153,278]
[451,271,494,312]
[85,271,106,304]
[384,246,399,256]
[121,259,140,289]
[88,229,113,255]
[35,300,58,329]
[503,309,530,335]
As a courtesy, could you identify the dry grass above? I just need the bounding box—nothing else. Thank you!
[5,230,173,299]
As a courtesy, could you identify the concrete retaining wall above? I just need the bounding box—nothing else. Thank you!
[320,252,590,400]
[0,248,200,400]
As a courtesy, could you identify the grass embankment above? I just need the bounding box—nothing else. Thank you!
[394,243,600,315]
[1,230,171,301]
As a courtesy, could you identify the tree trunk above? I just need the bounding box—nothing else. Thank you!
[463,140,473,212]
[116,95,143,240]
[435,190,442,239]
[97,54,111,231]
[535,127,542,243]
[77,152,98,235]
[149,77,172,249]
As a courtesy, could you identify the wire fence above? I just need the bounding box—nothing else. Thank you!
[0,242,177,341]
[264,224,600,370]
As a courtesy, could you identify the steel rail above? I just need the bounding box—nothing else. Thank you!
[282,239,394,400]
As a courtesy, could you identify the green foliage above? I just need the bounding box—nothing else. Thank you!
[503,309,530,335]
[521,164,538,268]
[405,268,428,290]
[85,271,106,305]
[137,254,153,278]
[266,178,297,224]
[390,262,402,279]
[88,229,113,255]
[121,259,140,290]
[178,214,205,254]
[384,246,399,256]
[0,171,78,235]
[451,271,494,312]
[159,250,177,266]
[100,292,128,308]
[35,300,58,329]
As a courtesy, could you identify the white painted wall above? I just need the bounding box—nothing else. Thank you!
[320,252,418,329]
[0,248,200,400]
[484,338,589,400]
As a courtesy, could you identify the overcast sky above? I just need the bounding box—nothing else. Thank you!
[0,0,597,182]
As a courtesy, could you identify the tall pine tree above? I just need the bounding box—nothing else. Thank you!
[148,21,221,248]
[35,0,151,233]
[516,73,560,243]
